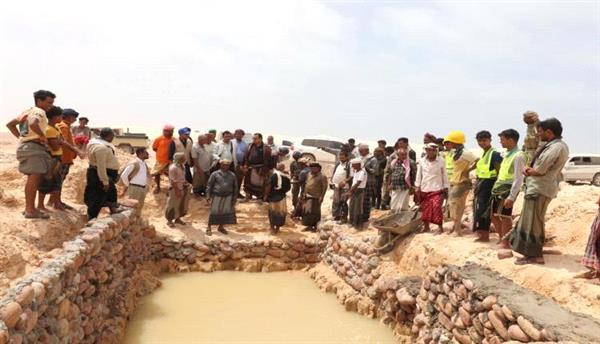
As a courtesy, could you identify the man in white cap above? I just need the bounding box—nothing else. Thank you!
[346,158,368,229]
[206,159,238,235]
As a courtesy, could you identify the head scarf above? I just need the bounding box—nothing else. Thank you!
[178,127,191,135]
[163,124,175,131]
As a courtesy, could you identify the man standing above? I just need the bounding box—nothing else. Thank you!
[381,146,395,210]
[169,127,194,183]
[290,151,303,207]
[510,118,569,265]
[330,150,352,223]
[301,162,328,232]
[37,107,65,212]
[151,125,175,193]
[233,129,248,197]
[55,108,84,210]
[386,148,417,213]
[214,130,237,171]
[265,163,291,234]
[72,116,91,140]
[491,129,525,249]
[292,157,310,218]
[207,159,238,235]
[346,158,368,229]
[191,135,215,196]
[396,137,417,162]
[359,144,377,222]
[373,148,387,209]
[444,130,478,235]
[85,128,120,219]
[165,152,191,227]
[415,143,449,233]
[473,131,502,242]
[6,90,55,219]
[243,133,273,200]
[120,148,151,214]
[377,140,387,150]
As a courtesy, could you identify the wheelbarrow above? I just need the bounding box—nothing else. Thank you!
[372,206,422,254]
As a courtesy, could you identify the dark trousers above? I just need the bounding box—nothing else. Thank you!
[184,163,193,184]
[373,175,384,209]
[292,183,300,209]
[84,167,118,219]
[473,178,496,231]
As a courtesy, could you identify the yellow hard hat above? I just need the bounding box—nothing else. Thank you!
[443,130,466,145]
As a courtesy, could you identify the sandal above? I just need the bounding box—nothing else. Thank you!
[166,222,175,228]
[514,257,545,265]
[175,219,186,225]
[206,229,212,236]
[24,211,50,219]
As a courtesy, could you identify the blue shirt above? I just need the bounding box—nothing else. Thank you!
[235,140,248,165]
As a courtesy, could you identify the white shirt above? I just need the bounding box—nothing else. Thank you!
[415,156,450,192]
[351,169,367,189]
[214,141,237,165]
[332,161,350,186]
[192,144,214,171]
[120,158,149,187]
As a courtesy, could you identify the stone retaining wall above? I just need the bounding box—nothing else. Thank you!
[0,209,159,344]
[2,215,599,344]
[314,227,600,344]
[152,232,328,273]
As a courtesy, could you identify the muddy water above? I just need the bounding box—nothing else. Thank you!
[124,271,398,343]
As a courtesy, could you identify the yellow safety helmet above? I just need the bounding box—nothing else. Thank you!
[443,130,466,145]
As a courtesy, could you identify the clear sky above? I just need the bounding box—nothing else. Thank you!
[1,0,598,152]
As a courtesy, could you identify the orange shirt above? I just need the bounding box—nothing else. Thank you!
[153,135,173,164]
[56,121,77,164]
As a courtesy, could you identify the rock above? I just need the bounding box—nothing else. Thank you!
[497,249,513,259]
[467,327,483,343]
[31,282,46,303]
[458,306,472,326]
[480,295,497,311]
[15,286,35,307]
[462,279,474,290]
[517,316,542,341]
[452,328,472,344]
[488,310,509,341]
[501,305,515,322]
[0,329,7,344]
[0,302,23,328]
[540,328,557,341]
[456,284,468,299]
[508,324,530,342]
[472,317,484,335]
[491,304,506,322]
[438,312,454,331]
[396,288,416,306]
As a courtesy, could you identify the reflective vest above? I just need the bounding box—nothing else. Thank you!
[444,151,454,180]
[497,148,520,182]
[476,148,497,179]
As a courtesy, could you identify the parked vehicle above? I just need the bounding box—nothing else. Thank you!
[275,137,344,164]
[562,154,600,186]
[91,128,149,154]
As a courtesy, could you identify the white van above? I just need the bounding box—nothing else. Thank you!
[562,154,600,186]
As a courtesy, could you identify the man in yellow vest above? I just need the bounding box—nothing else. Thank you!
[473,131,502,242]
[491,129,525,249]
[444,130,478,235]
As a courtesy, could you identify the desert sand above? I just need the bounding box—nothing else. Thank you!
[0,131,598,321]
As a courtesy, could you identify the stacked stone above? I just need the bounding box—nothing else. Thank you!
[0,209,158,344]
[321,227,381,293]
[412,265,563,344]
[154,234,328,272]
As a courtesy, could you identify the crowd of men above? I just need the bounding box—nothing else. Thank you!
[4,90,599,278]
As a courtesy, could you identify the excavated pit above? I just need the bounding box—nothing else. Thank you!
[1,207,599,344]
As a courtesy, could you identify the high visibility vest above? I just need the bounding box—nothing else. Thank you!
[497,148,520,182]
[476,148,497,179]
[444,151,455,180]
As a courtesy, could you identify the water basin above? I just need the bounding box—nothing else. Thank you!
[124,271,398,343]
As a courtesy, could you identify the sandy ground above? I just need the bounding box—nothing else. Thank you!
[0,132,599,321]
